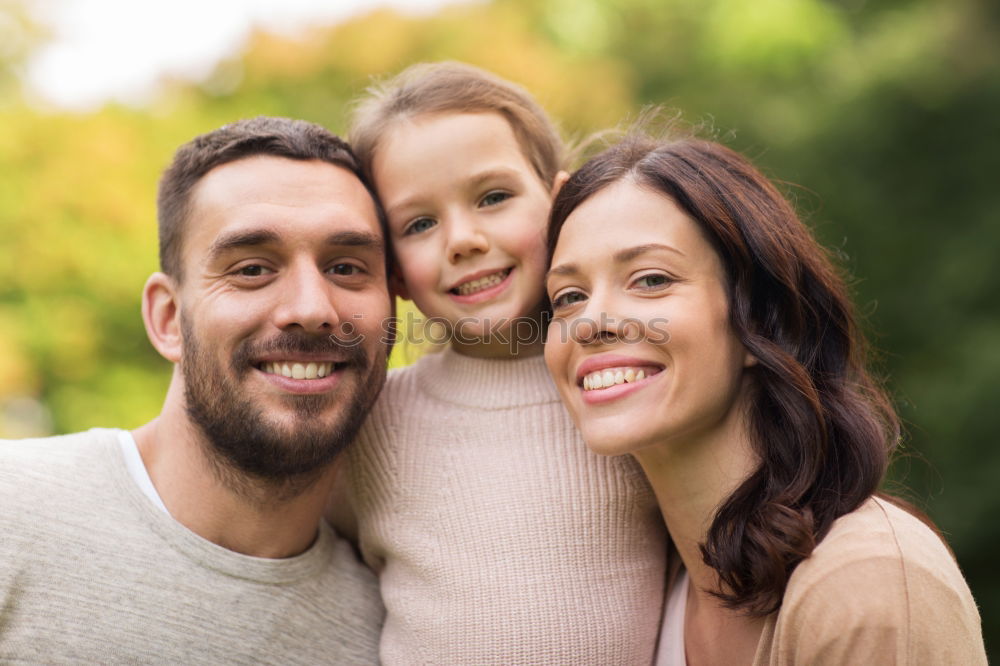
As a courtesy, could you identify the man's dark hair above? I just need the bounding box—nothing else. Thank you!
[157,116,387,280]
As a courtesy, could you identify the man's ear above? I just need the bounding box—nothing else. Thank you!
[142,272,183,363]
[551,170,571,199]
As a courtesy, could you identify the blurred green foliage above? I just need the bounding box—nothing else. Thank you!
[2,0,997,654]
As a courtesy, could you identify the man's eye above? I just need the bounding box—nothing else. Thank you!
[404,217,437,235]
[330,263,362,276]
[480,191,511,207]
[237,265,270,277]
[551,290,587,309]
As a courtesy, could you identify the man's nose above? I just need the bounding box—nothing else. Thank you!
[446,213,490,264]
[272,263,341,333]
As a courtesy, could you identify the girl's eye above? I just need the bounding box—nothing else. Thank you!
[480,191,511,207]
[236,264,271,277]
[404,217,437,236]
[633,273,672,289]
[551,290,587,310]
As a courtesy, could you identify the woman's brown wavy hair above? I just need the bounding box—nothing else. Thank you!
[547,132,902,615]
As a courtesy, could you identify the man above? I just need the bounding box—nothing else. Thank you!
[0,117,391,663]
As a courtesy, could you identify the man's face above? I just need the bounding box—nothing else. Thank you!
[176,155,390,482]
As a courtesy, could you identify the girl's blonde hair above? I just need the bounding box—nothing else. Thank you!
[349,61,565,185]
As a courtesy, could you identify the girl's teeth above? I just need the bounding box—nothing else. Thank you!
[455,269,510,295]
[581,366,656,391]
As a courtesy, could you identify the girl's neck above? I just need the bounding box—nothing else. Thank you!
[447,307,547,360]
[634,403,765,663]
[450,337,543,360]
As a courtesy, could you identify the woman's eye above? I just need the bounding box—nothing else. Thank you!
[480,191,511,207]
[634,274,671,289]
[404,217,437,236]
[551,290,587,309]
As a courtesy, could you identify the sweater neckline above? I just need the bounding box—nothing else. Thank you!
[97,428,338,585]
[412,346,562,410]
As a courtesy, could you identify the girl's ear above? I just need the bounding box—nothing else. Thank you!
[142,272,183,363]
[743,350,759,367]
[551,170,570,199]
[389,271,411,301]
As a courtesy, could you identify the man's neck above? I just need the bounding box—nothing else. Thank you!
[131,413,336,559]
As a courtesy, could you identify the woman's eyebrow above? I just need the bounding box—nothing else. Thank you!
[613,243,684,263]
[546,263,580,281]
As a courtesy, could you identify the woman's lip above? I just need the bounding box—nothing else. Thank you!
[579,369,661,405]
[575,354,665,382]
[448,267,515,304]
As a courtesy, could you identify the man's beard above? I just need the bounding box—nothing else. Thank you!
[180,315,386,497]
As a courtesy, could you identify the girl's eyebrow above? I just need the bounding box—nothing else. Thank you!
[467,167,521,187]
[385,167,523,219]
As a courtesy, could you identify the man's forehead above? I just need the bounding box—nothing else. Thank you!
[186,156,383,253]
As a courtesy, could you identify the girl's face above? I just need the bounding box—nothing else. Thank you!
[372,112,555,342]
[544,180,754,457]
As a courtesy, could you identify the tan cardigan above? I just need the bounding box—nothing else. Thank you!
[752,497,986,665]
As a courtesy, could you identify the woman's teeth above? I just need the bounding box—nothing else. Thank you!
[453,268,511,295]
[261,362,334,379]
[582,367,657,391]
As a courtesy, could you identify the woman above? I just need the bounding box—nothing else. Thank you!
[543,131,986,664]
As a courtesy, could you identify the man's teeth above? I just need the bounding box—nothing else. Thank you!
[454,269,510,296]
[582,367,655,391]
[262,362,334,379]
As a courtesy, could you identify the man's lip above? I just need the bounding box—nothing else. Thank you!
[447,266,513,292]
[253,354,348,364]
[575,354,665,383]
[255,366,345,395]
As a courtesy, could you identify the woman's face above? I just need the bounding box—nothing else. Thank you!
[544,179,754,457]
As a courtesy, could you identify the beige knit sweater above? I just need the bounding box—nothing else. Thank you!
[344,347,668,664]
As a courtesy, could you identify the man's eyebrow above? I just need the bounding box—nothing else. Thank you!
[326,230,384,253]
[207,229,280,260]
[545,244,684,282]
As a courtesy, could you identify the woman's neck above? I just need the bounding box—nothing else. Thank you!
[634,404,766,664]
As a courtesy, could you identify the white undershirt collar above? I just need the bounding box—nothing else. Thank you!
[117,429,170,515]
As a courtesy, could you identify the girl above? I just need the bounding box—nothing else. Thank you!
[338,62,667,664]
[543,131,987,664]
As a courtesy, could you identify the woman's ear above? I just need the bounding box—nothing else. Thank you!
[551,170,570,199]
[142,272,183,363]
[743,351,759,368]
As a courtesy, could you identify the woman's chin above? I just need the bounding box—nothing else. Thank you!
[579,424,658,458]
